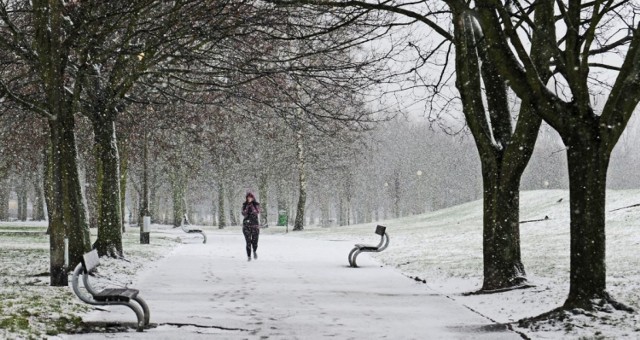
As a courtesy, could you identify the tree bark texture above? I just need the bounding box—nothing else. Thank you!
[227,182,238,226]
[17,178,28,221]
[33,0,90,282]
[259,173,268,225]
[119,134,129,232]
[293,129,306,231]
[0,178,9,221]
[59,110,91,267]
[170,168,187,227]
[453,11,546,291]
[563,133,609,308]
[217,181,226,228]
[474,0,640,308]
[33,165,47,221]
[47,120,67,286]
[93,117,123,257]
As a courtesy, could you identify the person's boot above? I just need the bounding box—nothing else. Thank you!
[253,252,258,260]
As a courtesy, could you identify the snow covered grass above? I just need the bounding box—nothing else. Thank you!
[0,222,181,339]
[2,189,638,339]
[284,189,640,339]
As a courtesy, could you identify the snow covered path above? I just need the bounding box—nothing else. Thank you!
[63,231,521,339]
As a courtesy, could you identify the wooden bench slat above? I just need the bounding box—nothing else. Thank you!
[94,288,139,302]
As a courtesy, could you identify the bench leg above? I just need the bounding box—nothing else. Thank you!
[115,301,145,332]
[133,295,150,327]
[348,247,359,267]
[199,231,207,244]
[351,249,368,268]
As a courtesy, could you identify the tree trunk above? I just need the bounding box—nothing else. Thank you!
[563,138,609,309]
[47,120,67,286]
[170,168,186,227]
[0,178,9,221]
[32,0,90,275]
[293,129,306,231]
[338,195,347,226]
[58,110,91,269]
[453,11,546,292]
[33,165,46,221]
[259,173,268,225]
[217,181,226,228]
[480,160,526,290]
[149,172,158,223]
[139,132,150,242]
[17,178,28,221]
[393,172,401,218]
[92,118,123,257]
[227,182,238,226]
[43,145,54,230]
[211,197,217,226]
[119,134,129,232]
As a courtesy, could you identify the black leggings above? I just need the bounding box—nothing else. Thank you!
[242,226,260,257]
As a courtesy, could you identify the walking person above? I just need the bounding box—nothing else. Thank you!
[242,192,261,261]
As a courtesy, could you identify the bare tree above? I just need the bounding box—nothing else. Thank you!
[474,0,640,311]
[268,0,545,292]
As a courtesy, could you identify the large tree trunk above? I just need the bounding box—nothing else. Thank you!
[33,0,89,281]
[480,160,526,290]
[92,117,123,257]
[59,110,91,268]
[563,138,609,309]
[47,120,67,286]
[453,11,546,292]
[293,129,306,231]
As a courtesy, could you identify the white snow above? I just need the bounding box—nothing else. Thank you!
[2,189,639,339]
[58,230,519,339]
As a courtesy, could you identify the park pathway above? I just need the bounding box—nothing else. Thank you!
[62,231,521,340]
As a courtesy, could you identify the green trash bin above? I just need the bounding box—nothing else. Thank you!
[277,210,288,226]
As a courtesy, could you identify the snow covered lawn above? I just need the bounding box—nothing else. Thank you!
[0,222,181,339]
[290,189,640,339]
[1,189,638,339]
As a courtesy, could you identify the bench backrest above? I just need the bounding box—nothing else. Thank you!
[82,249,100,273]
[183,213,191,225]
[375,225,386,236]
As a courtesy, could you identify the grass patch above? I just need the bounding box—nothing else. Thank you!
[0,223,180,339]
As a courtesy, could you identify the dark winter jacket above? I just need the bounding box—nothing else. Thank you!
[242,201,261,227]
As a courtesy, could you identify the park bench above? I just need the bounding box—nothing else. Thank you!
[71,250,150,332]
[181,214,207,243]
[348,225,390,268]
